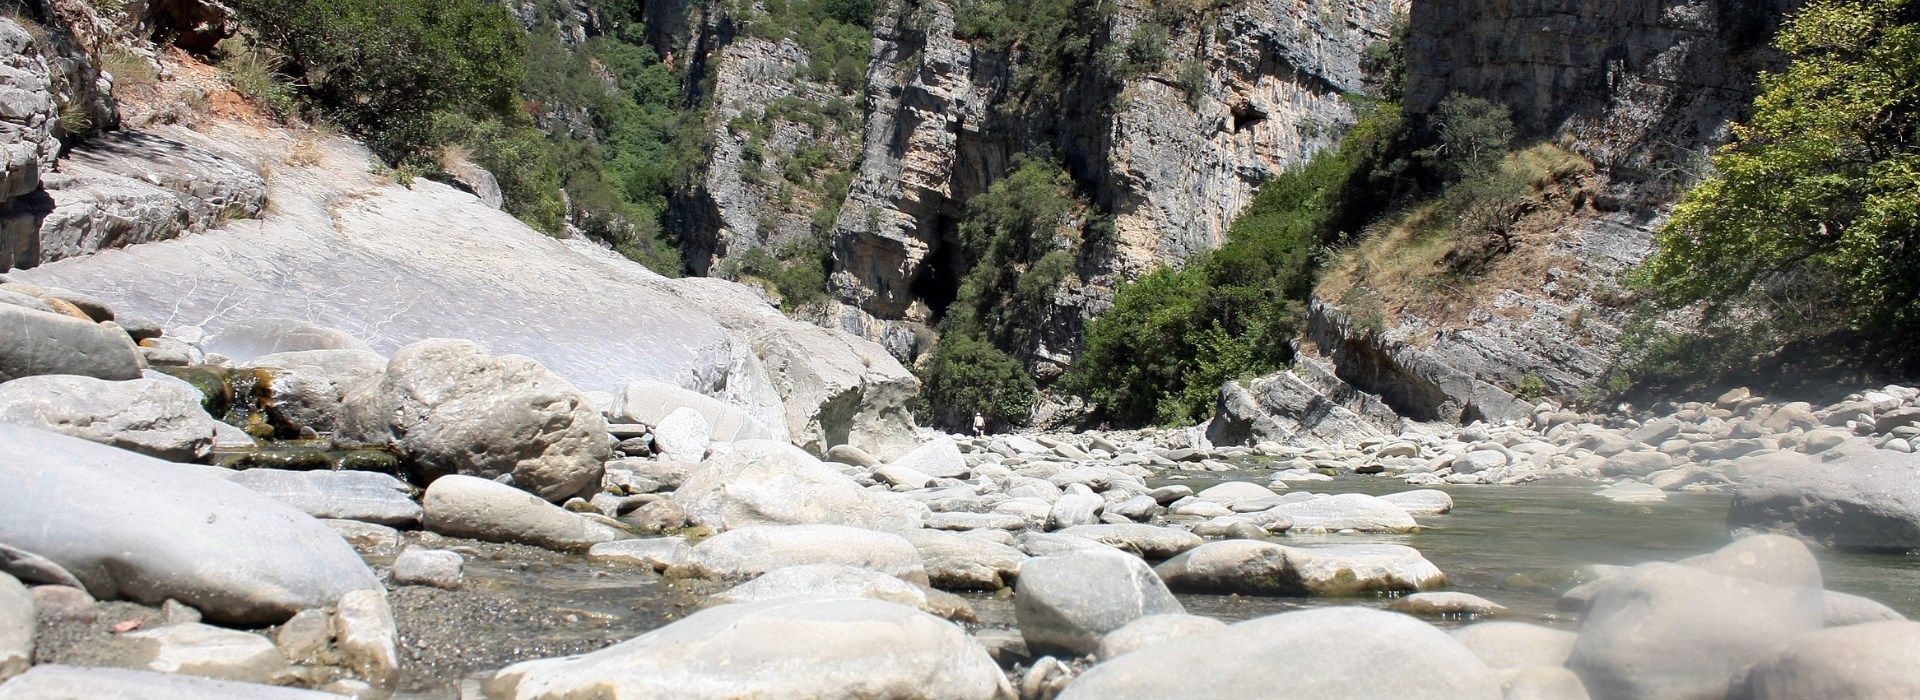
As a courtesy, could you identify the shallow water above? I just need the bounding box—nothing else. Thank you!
[1151,472,1920,626]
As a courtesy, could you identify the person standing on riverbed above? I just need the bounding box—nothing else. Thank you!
[973,413,985,436]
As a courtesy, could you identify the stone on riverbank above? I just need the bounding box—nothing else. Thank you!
[1567,535,1825,700]
[422,475,624,552]
[1015,549,1183,657]
[706,564,973,621]
[0,375,218,461]
[392,548,464,589]
[123,622,289,683]
[240,349,386,434]
[587,538,690,571]
[0,664,350,699]
[1379,489,1454,515]
[1727,621,1920,699]
[0,573,26,682]
[1261,493,1419,533]
[1057,524,1202,560]
[1057,608,1503,699]
[487,597,1010,699]
[674,441,921,532]
[0,425,378,625]
[0,304,142,383]
[1096,614,1225,660]
[1154,541,1445,596]
[1728,449,1920,551]
[901,530,1026,590]
[340,339,608,501]
[668,525,928,584]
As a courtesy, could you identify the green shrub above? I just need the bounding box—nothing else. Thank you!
[918,332,1037,430]
[217,36,298,117]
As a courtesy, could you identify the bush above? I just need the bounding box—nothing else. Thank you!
[918,332,1037,430]
[227,0,525,163]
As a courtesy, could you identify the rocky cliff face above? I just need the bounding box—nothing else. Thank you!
[1403,0,1799,177]
[680,0,1402,362]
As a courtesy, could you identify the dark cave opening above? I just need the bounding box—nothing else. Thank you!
[1232,103,1268,133]
[910,217,965,324]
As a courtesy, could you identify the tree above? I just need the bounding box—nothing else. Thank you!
[918,333,1037,431]
[1419,93,1514,182]
[1644,0,1920,336]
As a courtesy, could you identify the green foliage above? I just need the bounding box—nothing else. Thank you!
[217,36,298,117]
[1360,11,1408,100]
[724,236,833,312]
[226,0,525,162]
[1643,0,1920,338]
[1070,103,1412,425]
[732,0,873,91]
[918,332,1038,431]
[1417,93,1514,183]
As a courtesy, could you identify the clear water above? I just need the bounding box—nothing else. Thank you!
[1146,471,1920,627]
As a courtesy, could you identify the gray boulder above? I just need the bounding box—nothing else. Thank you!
[1728,449,1920,550]
[1823,590,1906,627]
[0,304,142,383]
[0,425,379,625]
[1728,621,1920,699]
[1155,541,1445,596]
[1567,535,1826,700]
[0,573,26,682]
[1450,621,1577,670]
[1386,591,1506,617]
[0,375,218,461]
[391,548,464,589]
[674,440,920,532]
[0,664,350,699]
[1057,607,1503,699]
[1261,493,1418,533]
[1015,549,1184,657]
[122,622,289,683]
[1379,489,1454,515]
[1057,524,1203,560]
[227,469,421,526]
[1600,451,1672,477]
[240,349,386,434]
[650,407,710,462]
[901,530,1027,590]
[487,597,1009,699]
[887,437,969,479]
[668,525,928,584]
[422,475,625,551]
[340,339,608,501]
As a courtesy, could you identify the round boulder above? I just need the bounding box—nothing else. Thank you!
[0,375,219,461]
[1015,549,1183,657]
[339,339,608,501]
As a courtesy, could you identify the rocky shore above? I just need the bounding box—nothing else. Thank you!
[4,276,1920,699]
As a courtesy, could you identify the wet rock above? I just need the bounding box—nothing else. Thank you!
[201,318,370,362]
[1015,549,1184,657]
[706,564,972,621]
[0,664,347,698]
[1599,451,1672,477]
[1096,613,1226,660]
[1823,590,1906,627]
[1057,607,1503,699]
[1728,449,1920,550]
[488,597,1009,699]
[901,530,1026,590]
[0,574,26,682]
[275,609,332,662]
[1195,481,1279,504]
[1727,621,1920,699]
[668,524,928,584]
[228,469,421,527]
[0,375,218,461]
[1567,535,1826,700]
[1261,493,1419,533]
[422,474,625,552]
[240,349,386,434]
[340,339,608,502]
[0,425,377,625]
[587,538,690,571]
[0,305,142,383]
[1155,540,1444,596]
[124,622,289,683]
[391,548,464,590]
[1057,524,1202,560]
[675,440,921,532]
[1387,591,1506,617]
[1595,482,1667,503]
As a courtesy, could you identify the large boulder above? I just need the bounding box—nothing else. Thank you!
[488,597,1010,699]
[1566,535,1827,700]
[1095,614,1226,660]
[1015,550,1184,657]
[0,304,141,383]
[422,475,625,552]
[227,469,422,526]
[339,339,608,501]
[201,318,369,362]
[1728,449,1920,551]
[901,530,1027,590]
[1260,493,1419,533]
[0,425,379,625]
[240,349,386,434]
[674,440,921,532]
[668,525,929,584]
[1057,607,1504,699]
[705,564,972,621]
[1728,621,1920,699]
[1154,541,1446,596]
[1057,524,1203,560]
[607,380,785,442]
[0,375,219,461]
